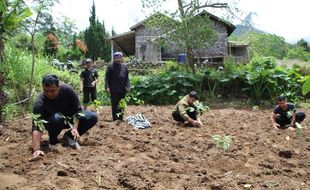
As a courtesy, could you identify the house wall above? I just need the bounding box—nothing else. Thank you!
[135,27,161,62]
[134,19,231,62]
[194,21,228,58]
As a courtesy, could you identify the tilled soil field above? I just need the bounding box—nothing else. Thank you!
[0,106,309,190]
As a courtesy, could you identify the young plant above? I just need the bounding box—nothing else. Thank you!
[59,112,85,129]
[32,113,48,132]
[252,105,260,111]
[295,122,303,136]
[89,99,102,113]
[286,109,296,119]
[116,97,128,117]
[95,175,102,187]
[187,100,209,116]
[194,100,209,115]
[212,134,232,151]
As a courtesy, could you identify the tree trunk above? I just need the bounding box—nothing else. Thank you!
[0,35,5,121]
[28,33,35,100]
[187,48,196,74]
[0,35,4,64]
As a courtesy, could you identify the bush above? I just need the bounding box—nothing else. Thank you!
[287,46,310,61]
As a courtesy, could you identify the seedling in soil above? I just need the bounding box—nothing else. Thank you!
[89,99,102,113]
[252,105,260,111]
[286,109,296,119]
[295,122,303,136]
[117,97,128,117]
[187,101,209,116]
[32,113,48,132]
[59,112,85,129]
[212,134,232,151]
[95,175,102,186]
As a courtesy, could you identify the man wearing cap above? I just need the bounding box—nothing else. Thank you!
[105,52,130,121]
[172,91,203,127]
[80,58,99,109]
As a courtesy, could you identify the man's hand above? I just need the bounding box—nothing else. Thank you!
[190,120,201,127]
[288,126,295,131]
[71,128,80,140]
[273,123,280,129]
[91,81,96,87]
[197,118,203,126]
[29,150,44,161]
[126,87,130,92]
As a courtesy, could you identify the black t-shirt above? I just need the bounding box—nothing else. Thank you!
[80,68,98,88]
[273,103,296,119]
[33,84,82,119]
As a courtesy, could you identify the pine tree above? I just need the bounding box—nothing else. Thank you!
[85,1,110,61]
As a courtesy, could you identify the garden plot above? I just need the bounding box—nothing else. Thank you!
[0,106,309,189]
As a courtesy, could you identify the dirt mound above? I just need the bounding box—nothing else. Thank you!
[0,106,309,189]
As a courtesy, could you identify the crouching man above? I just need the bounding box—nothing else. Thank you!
[271,96,306,131]
[172,91,203,127]
[31,74,98,160]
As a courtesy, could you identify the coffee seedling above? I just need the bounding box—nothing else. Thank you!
[187,101,209,116]
[116,97,128,117]
[32,114,48,132]
[212,134,232,151]
[95,175,102,187]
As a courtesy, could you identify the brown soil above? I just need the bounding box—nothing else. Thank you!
[0,106,309,190]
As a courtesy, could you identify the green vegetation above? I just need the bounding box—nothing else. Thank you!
[130,56,305,105]
[85,1,110,61]
[142,0,237,73]
[0,0,308,122]
[212,135,232,151]
[32,113,48,132]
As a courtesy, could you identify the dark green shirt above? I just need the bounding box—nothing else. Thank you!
[172,95,191,121]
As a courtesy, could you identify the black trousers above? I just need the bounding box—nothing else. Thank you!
[83,87,97,104]
[110,92,126,121]
[275,112,306,127]
[44,111,98,144]
[172,108,198,123]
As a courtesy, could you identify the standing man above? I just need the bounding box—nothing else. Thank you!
[31,74,98,160]
[80,58,99,109]
[172,91,203,127]
[271,96,306,131]
[105,52,130,121]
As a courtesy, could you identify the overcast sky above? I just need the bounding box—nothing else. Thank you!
[51,0,310,43]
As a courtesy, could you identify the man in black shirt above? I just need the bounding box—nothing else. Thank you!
[80,58,99,109]
[105,52,130,121]
[271,96,306,131]
[31,74,98,160]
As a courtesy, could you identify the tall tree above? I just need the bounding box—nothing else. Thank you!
[84,1,110,61]
[296,38,309,52]
[22,0,58,100]
[142,0,238,73]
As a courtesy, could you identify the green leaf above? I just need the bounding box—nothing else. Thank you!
[302,77,310,95]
